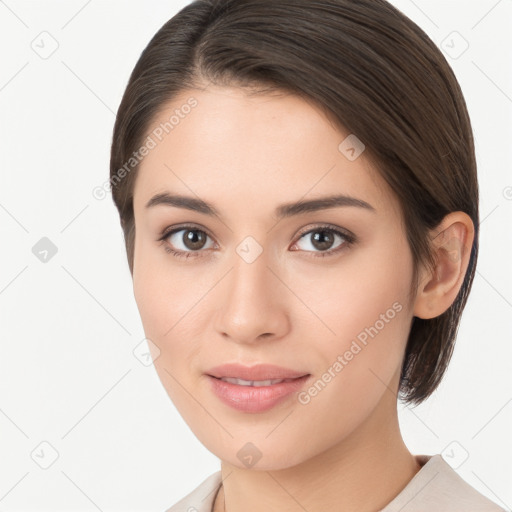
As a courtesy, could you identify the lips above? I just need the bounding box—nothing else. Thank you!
[206,363,309,382]
[206,373,312,413]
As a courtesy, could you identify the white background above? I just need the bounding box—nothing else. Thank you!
[0,0,511,510]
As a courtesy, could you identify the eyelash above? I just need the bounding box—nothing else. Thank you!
[157,223,356,260]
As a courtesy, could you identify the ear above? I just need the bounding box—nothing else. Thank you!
[413,212,475,319]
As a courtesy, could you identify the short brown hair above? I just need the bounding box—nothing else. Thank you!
[109,0,479,406]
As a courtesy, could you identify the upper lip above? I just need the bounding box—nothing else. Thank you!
[206,363,310,381]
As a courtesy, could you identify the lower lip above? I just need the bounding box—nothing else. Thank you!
[206,374,311,413]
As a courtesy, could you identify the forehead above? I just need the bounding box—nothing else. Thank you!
[132,85,397,219]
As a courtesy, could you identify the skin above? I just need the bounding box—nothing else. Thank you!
[131,84,474,512]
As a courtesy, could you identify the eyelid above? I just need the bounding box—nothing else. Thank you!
[294,223,355,243]
[159,222,216,242]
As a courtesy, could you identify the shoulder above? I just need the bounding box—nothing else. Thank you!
[381,454,506,512]
[164,457,506,512]
[165,471,222,512]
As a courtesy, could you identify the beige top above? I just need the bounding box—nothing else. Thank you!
[165,454,506,512]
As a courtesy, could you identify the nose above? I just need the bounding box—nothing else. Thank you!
[213,244,290,345]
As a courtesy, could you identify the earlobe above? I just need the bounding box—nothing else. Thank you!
[413,212,475,320]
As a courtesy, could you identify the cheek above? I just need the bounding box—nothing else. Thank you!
[133,256,206,415]
[133,234,196,334]
[296,233,414,397]
[133,239,198,378]
[288,276,412,453]
[294,229,413,340]
[133,276,202,370]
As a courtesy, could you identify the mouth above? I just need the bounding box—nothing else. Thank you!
[205,363,310,382]
[208,376,306,387]
[206,373,312,413]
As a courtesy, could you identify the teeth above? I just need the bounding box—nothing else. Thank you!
[219,377,293,386]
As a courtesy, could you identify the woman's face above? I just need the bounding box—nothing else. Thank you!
[132,85,417,470]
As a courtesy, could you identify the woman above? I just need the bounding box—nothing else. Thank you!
[109,0,505,510]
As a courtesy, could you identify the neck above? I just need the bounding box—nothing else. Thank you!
[215,389,421,512]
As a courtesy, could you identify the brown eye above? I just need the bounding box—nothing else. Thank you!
[310,230,336,251]
[292,226,354,256]
[164,228,214,253]
[181,229,208,250]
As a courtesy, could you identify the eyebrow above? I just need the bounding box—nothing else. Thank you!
[145,192,376,219]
